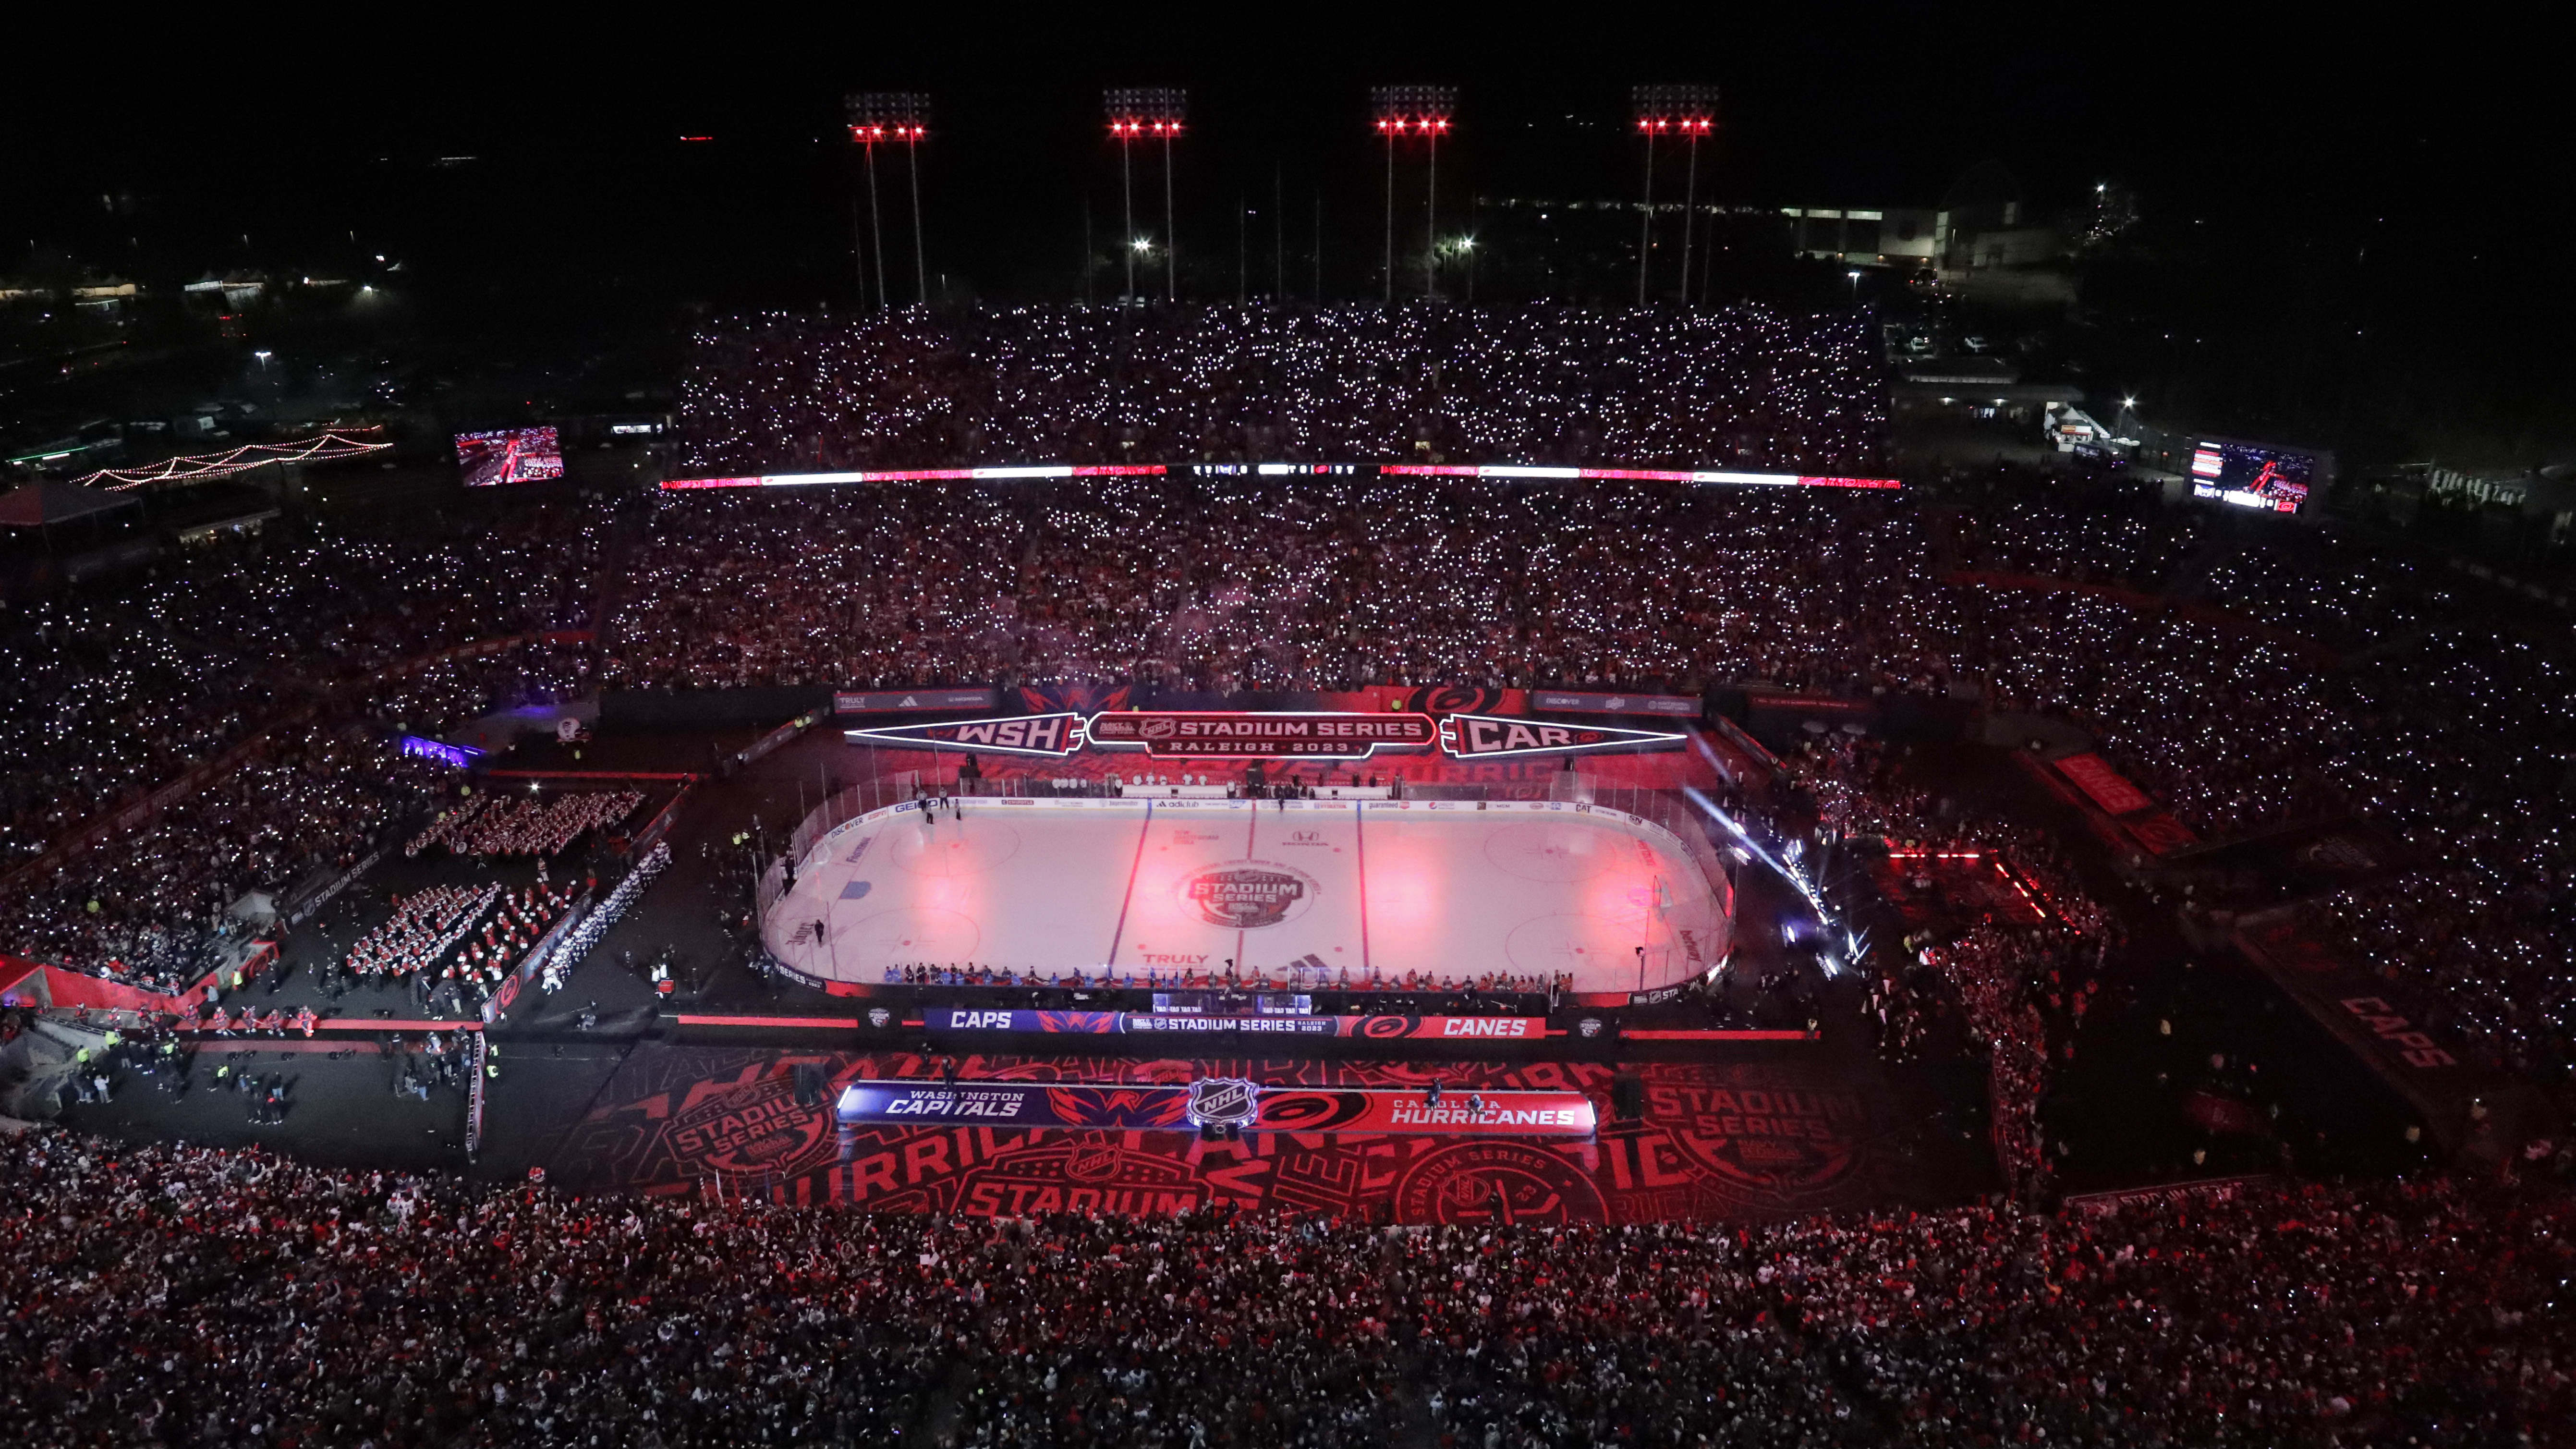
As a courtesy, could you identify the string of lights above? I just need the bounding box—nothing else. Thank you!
[79,429,393,491]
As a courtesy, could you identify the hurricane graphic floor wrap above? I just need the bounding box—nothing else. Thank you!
[548,1048,1922,1223]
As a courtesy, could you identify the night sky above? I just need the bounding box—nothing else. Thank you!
[4,8,2567,456]
[7,12,2552,275]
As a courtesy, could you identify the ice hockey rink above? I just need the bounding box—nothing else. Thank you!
[764,798,1731,993]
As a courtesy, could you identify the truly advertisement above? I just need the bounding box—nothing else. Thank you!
[834,688,999,715]
[1087,710,1437,759]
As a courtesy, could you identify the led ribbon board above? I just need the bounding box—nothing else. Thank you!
[843,711,1086,758]
[1439,713,1687,759]
[662,464,1166,489]
[1085,710,1437,759]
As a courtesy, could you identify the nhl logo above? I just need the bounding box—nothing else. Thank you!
[867,1007,891,1029]
[1186,1078,1260,1130]
[1577,1018,1604,1039]
[1180,862,1318,929]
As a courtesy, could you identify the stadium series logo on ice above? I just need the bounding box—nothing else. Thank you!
[1179,860,1320,928]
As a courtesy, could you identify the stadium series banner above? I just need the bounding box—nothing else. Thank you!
[1087,710,1437,759]
[834,1080,1596,1137]
[925,1008,1548,1039]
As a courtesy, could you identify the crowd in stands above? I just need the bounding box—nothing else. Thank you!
[2,1125,2566,1448]
[606,475,1942,695]
[5,311,2573,1136]
[0,505,605,868]
[0,500,607,983]
[1785,729,2121,1199]
[679,304,1884,476]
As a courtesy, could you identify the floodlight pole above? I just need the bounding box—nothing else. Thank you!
[1383,126,1396,304]
[1313,189,1323,303]
[1162,127,1177,301]
[1120,128,1137,302]
[864,140,888,312]
[1425,127,1439,301]
[1679,126,1700,307]
[906,131,928,306]
[1638,122,1656,305]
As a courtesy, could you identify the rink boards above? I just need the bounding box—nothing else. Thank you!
[764,797,1730,995]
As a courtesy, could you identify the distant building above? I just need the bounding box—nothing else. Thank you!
[1780,161,2069,277]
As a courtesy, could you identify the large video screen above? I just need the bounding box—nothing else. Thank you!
[2188,438,2318,514]
[455,426,565,487]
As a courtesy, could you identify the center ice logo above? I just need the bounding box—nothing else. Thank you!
[1179,861,1318,928]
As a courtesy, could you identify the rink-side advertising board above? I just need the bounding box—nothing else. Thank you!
[1086,710,1438,759]
[1528,690,1700,718]
[835,1080,1596,1137]
[834,688,1000,715]
[925,1008,1549,1039]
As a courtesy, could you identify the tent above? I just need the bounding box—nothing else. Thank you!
[0,481,138,529]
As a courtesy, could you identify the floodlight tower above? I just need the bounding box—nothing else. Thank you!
[1631,85,1719,305]
[1370,85,1455,304]
[843,96,891,311]
[849,92,932,306]
[1107,87,1187,303]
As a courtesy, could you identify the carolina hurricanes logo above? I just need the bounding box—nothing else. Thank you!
[1179,861,1319,928]
[1355,1016,1416,1039]
[1252,1090,1374,1132]
[1410,685,1502,716]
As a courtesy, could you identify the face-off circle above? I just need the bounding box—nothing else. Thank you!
[885,822,1024,877]
[838,906,983,961]
[1481,821,1622,883]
